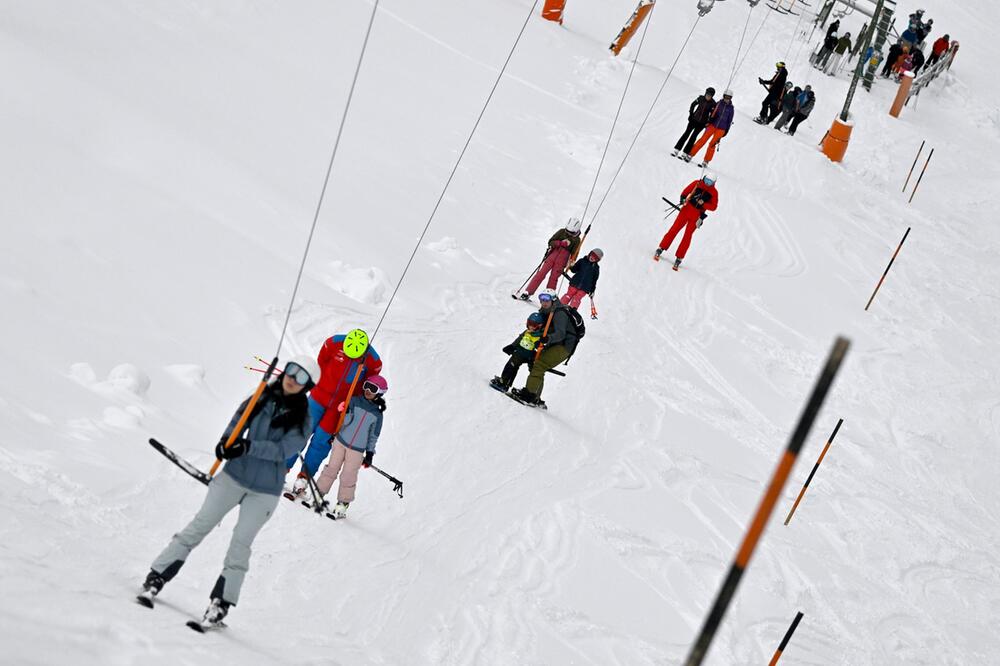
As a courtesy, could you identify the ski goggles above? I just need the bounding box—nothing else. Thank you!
[284,362,311,386]
[538,293,555,303]
[363,381,384,395]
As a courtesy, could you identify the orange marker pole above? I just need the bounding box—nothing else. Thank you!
[864,227,910,311]
[610,0,655,56]
[768,612,804,665]
[784,418,843,525]
[541,0,567,24]
[907,148,933,204]
[682,337,850,666]
[901,140,925,192]
[209,356,278,477]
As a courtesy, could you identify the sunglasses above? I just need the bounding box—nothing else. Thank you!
[284,362,311,386]
[363,381,383,394]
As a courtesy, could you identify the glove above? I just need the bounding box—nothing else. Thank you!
[215,437,250,460]
[560,240,570,248]
[699,212,708,220]
[759,77,766,84]
[337,401,346,413]
[502,344,516,355]
[363,451,374,468]
[538,335,549,346]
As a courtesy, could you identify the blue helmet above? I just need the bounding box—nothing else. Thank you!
[527,312,546,329]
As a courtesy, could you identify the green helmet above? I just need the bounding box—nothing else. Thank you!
[343,328,370,359]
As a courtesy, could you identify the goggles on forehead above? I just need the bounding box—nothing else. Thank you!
[284,362,311,386]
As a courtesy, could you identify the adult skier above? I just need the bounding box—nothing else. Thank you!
[773,86,802,131]
[882,40,905,77]
[285,328,382,499]
[754,62,788,123]
[510,290,583,407]
[814,31,839,69]
[925,34,950,68]
[490,311,545,393]
[685,89,735,167]
[138,356,320,628]
[313,374,387,518]
[825,33,853,75]
[561,248,602,309]
[654,172,719,270]
[672,87,716,158]
[787,86,815,136]
[517,218,583,301]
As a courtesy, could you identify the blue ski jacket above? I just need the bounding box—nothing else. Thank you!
[335,396,384,454]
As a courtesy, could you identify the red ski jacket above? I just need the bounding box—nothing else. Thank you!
[310,334,382,413]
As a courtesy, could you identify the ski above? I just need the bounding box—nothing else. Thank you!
[187,619,226,633]
[136,591,155,608]
[300,499,341,520]
[148,438,211,485]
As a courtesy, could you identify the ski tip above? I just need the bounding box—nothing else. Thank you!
[186,620,206,633]
[136,595,154,609]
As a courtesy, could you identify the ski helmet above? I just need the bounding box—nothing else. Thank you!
[284,354,321,389]
[702,171,717,186]
[705,87,716,96]
[565,217,583,233]
[363,374,388,395]
[538,288,558,303]
[723,89,734,98]
[343,328,370,359]
[527,312,545,329]
[776,61,786,68]
[589,248,604,260]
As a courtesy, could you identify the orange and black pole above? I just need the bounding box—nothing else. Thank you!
[902,140,925,193]
[682,337,849,666]
[768,611,804,665]
[907,149,934,204]
[785,418,843,525]
[864,227,910,311]
[209,356,278,478]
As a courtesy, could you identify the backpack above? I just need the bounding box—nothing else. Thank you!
[564,305,586,344]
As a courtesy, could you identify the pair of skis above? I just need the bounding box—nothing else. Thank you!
[135,590,226,633]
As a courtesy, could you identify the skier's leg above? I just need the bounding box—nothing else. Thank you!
[568,288,586,309]
[500,355,526,387]
[544,254,566,290]
[524,254,556,295]
[683,124,705,154]
[150,473,244,582]
[212,488,280,606]
[688,125,714,156]
[336,448,365,504]
[675,218,699,259]
[300,426,334,477]
[704,128,723,162]
[315,441,348,496]
[524,346,570,398]
[659,215,688,251]
[287,397,327,469]
[674,123,693,151]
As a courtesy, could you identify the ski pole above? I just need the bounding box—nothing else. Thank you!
[902,139,925,192]
[297,453,328,513]
[369,464,404,498]
[590,296,598,320]
[864,227,910,311]
[210,356,278,477]
[661,196,683,212]
[512,254,547,297]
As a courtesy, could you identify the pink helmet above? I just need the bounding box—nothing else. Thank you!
[363,374,388,395]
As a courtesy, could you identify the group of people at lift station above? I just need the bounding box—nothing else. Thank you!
[138,329,389,630]
[879,9,955,81]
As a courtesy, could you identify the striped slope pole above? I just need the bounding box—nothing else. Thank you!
[682,337,850,666]
[907,148,934,204]
[784,418,844,525]
[864,227,910,311]
[768,611,804,665]
[902,140,925,192]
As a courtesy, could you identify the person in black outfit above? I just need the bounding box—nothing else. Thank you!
[755,62,788,123]
[672,88,716,157]
[882,40,904,77]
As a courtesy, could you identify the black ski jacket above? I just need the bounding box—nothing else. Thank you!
[687,95,716,125]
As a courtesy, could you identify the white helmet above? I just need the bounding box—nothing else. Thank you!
[723,88,734,98]
[284,354,321,388]
[702,171,717,186]
[539,288,559,304]
[565,217,583,233]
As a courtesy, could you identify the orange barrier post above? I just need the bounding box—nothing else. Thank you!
[610,0,655,56]
[889,71,914,118]
[784,418,843,525]
[907,148,934,204]
[820,117,853,162]
[865,227,910,311]
[541,0,566,24]
[682,337,850,666]
[768,612,804,665]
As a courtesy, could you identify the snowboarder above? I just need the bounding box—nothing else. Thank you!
[787,86,814,136]
[654,172,719,270]
[685,89,734,167]
[285,328,382,499]
[925,34,950,68]
[313,374,387,518]
[773,86,802,131]
[510,290,583,407]
[490,311,545,393]
[755,62,788,124]
[561,248,602,309]
[672,87,716,158]
[517,218,583,300]
[138,356,320,628]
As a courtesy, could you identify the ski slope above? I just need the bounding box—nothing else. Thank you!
[2,1,999,664]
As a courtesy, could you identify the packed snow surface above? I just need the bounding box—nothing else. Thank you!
[1,1,998,664]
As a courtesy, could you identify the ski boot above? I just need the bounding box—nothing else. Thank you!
[137,570,165,608]
[697,161,708,168]
[682,153,692,163]
[672,257,682,271]
[283,474,308,501]
[203,598,230,627]
[489,376,510,392]
[671,149,680,158]
[332,501,350,519]
[518,292,531,301]
[653,248,663,262]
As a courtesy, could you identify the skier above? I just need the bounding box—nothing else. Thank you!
[517,218,583,300]
[825,19,841,41]
[787,86,814,136]
[882,40,905,77]
[490,311,545,393]
[138,356,320,628]
[910,47,926,75]
[672,87,716,158]
[773,86,802,132]
[654,172,719,270]
[915,18,933,44]
[561,248,602,309]
[814,31,838,69]
[826,32,853,75]
[285,328,382,499]
[313,374,387,518]
[925,34,950,68]
[685,89,734,167]
[510,290,583,407]
[754,62,788,124]
[907,9,925,32]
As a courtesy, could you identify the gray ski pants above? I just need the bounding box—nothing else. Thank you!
[151,471,279,605]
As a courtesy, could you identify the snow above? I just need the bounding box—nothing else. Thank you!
[2,0,999,664]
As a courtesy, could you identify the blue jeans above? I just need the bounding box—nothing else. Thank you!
[285,396,334,475]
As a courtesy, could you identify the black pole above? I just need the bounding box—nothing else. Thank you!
[768,611,804,665]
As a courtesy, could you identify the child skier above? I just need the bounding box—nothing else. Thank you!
[313,374,387,518]
[654,172,719,270]
[490,311,545,393]
[138,356,320,628]
[561,248,603,309]
[517,218,583,300]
